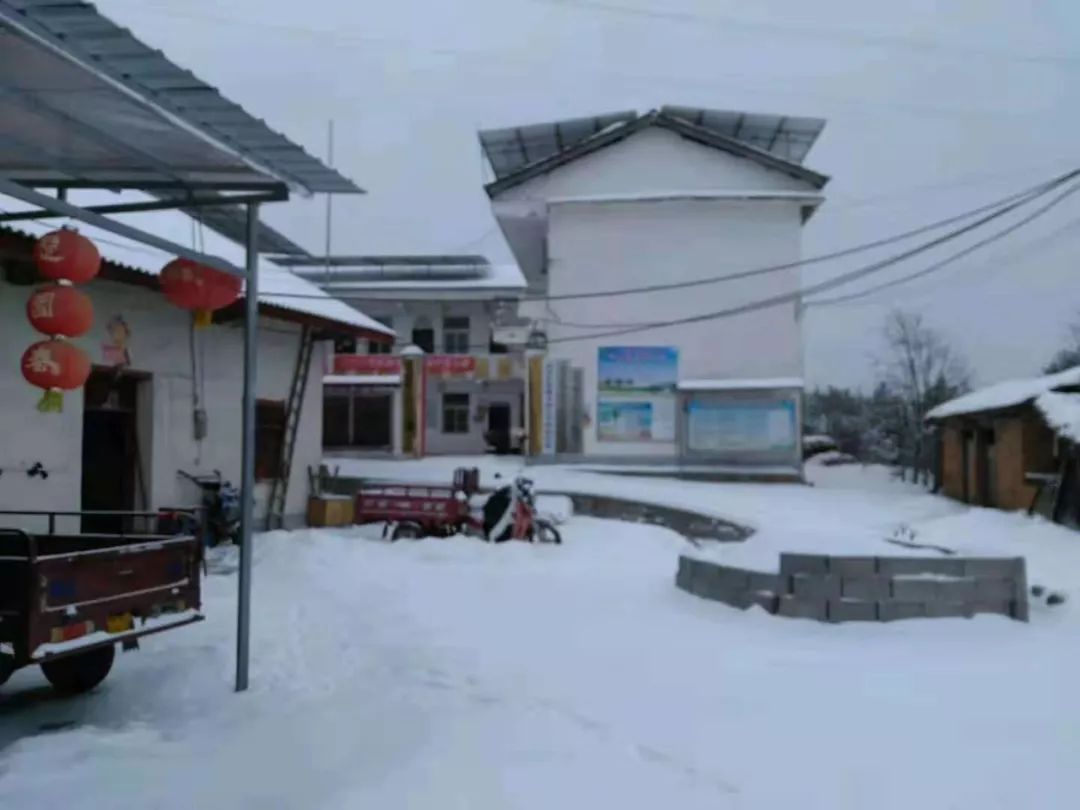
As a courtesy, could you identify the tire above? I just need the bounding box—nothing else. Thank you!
[534,519,562,545]
[40,644,115,695]
[391,521,425,541]
[0,654,14,687]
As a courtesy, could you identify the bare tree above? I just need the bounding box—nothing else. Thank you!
[876,310,971,483]
[1043,311,1080,374]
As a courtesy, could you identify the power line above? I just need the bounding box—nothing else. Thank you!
[804,185,1080,308]
[524,171,1072,303]
[543,171,1080,344]
[530,0,1080,69]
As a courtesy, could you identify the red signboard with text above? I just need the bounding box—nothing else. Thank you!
[332,354,403,375]
[424,355,477,375]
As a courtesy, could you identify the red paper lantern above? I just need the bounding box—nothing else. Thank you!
[33,228,101,284]
[21,339,92,412]
[159,259,242,327]
[26,285,94,338]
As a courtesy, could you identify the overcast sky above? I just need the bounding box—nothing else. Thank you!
[97,0,1080,390]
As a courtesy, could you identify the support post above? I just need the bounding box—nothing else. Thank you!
[236,201,260,692]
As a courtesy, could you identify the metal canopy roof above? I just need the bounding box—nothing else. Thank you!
[0,1,362,195]
[479,111,636,180]
[660,105,825,165]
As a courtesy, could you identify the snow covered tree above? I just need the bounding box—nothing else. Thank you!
[876,310,971,483]
[1043,312,1080,374]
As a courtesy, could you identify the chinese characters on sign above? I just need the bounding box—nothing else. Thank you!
[332,354,403,375]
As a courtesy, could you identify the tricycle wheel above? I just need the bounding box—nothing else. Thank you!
[534,519,562,545]
[40,644,115,695]
[391,521,426,541]
[0,653,14,687]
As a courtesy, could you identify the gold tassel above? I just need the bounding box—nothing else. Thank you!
[37,389,63,413]
[194,309,212,328]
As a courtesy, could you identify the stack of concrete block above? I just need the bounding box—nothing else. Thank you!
[676,553,1028,623]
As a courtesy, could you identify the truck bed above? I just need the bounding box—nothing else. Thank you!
[0,523,202,665]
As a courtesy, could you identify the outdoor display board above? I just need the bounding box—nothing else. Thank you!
[596,346,678,442]
[685,398,797,454]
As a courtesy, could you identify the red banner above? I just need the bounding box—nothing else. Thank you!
[424,355,477,375]
[333,354,402,375]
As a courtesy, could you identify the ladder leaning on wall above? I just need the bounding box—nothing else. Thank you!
[265,326,315,530]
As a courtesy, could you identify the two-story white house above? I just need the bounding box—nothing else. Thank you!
[282,255,528,456]
[480,106,829,477]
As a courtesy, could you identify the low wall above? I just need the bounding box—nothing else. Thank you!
[677,553,1028,622]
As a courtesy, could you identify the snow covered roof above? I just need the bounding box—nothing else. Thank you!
[926,366,1080,420]
[482,108,829,198]
[679,378,805,392]
[1035,392,1080,443]
[0,194,392,339]
[324,374,402,386]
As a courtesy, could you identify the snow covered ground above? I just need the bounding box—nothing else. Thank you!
[2,462,1078,808]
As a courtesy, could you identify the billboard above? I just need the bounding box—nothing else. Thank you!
[596,346,678,442]
[686,398,797,454]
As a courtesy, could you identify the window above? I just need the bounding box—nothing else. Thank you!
[369,316,393,354]
[489,333,508,354]
[411,327,435,353]
[444,316,470,354]
[333,335,357,355]
[442,393,470,434]
[322,387,395,449]
[255,400,286,481]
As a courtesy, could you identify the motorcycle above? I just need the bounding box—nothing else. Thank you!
[177,469,241,546]
[481,474,562,544]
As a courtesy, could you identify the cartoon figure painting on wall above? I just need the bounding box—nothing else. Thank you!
[102,314,132,367]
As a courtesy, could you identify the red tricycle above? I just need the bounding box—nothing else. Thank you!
[355,467,561,544]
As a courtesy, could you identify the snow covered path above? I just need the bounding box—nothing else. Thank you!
[3,467,1080,808]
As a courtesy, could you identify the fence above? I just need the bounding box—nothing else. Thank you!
[676,553,1028,622]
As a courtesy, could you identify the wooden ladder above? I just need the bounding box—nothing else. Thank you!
[265,326,314,530]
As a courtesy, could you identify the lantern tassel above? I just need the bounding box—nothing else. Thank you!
[194,309,212,328]
[37,389,63,413]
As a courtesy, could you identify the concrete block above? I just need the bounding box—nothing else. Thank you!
[747,571,782,594]
[830,556,878,577]
[780,553,830,575]
[777,596,828,621]
[924,602,974,619]
[715,591,779,613]
[842,576,891,601]
[974,578,1014,600]
[792,574,842,599]
[696,564,751,602]
[828,599,878,622]
[964,558,1022,578]
[878,557,966,577]
[893,578,952,602]
[879,601,926,621]
[675,556,695,592]
[1012,596,1030,623]
[968,599,1012,617]
[935,578,978,602]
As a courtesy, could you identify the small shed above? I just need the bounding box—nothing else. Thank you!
[925,366,1080,525]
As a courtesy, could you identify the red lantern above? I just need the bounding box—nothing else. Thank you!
[26,285,94,338]
[159,259,242,328]
[21,339,92,412]
[33,228,101,284]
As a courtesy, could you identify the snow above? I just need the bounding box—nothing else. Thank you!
[926,365,1080,420]
[547,190,824,205]
[1035,391,1080,443]
[0,192,393,338]
[323,374,402,385]
[678,377,804,391]
[324,262,526,295]
[3,463,1079,809]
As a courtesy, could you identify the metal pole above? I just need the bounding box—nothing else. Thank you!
[323,119,334,286]
[236,201,259,692]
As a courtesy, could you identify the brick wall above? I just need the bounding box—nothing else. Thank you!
[940,424,965,501]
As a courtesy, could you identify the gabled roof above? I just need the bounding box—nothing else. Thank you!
[926,366,1080,421]
[481,108,829,197]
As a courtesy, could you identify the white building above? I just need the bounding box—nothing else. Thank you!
[0,214,391,530]
[281,255,528,456]
[481,106,829,475]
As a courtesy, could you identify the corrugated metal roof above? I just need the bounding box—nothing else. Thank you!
[0,1,362,195]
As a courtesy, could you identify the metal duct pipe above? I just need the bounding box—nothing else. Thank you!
[293,265,487,283]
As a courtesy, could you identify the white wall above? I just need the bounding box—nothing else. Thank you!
[423,378,523,456]
[350,299,494,354]
[528,198,805,458]
[0,275,325,529]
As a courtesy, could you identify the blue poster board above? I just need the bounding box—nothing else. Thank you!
[597,347,678,441]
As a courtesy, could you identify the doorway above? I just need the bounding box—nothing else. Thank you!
[81,369,147,533]
[486,401,512,454]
